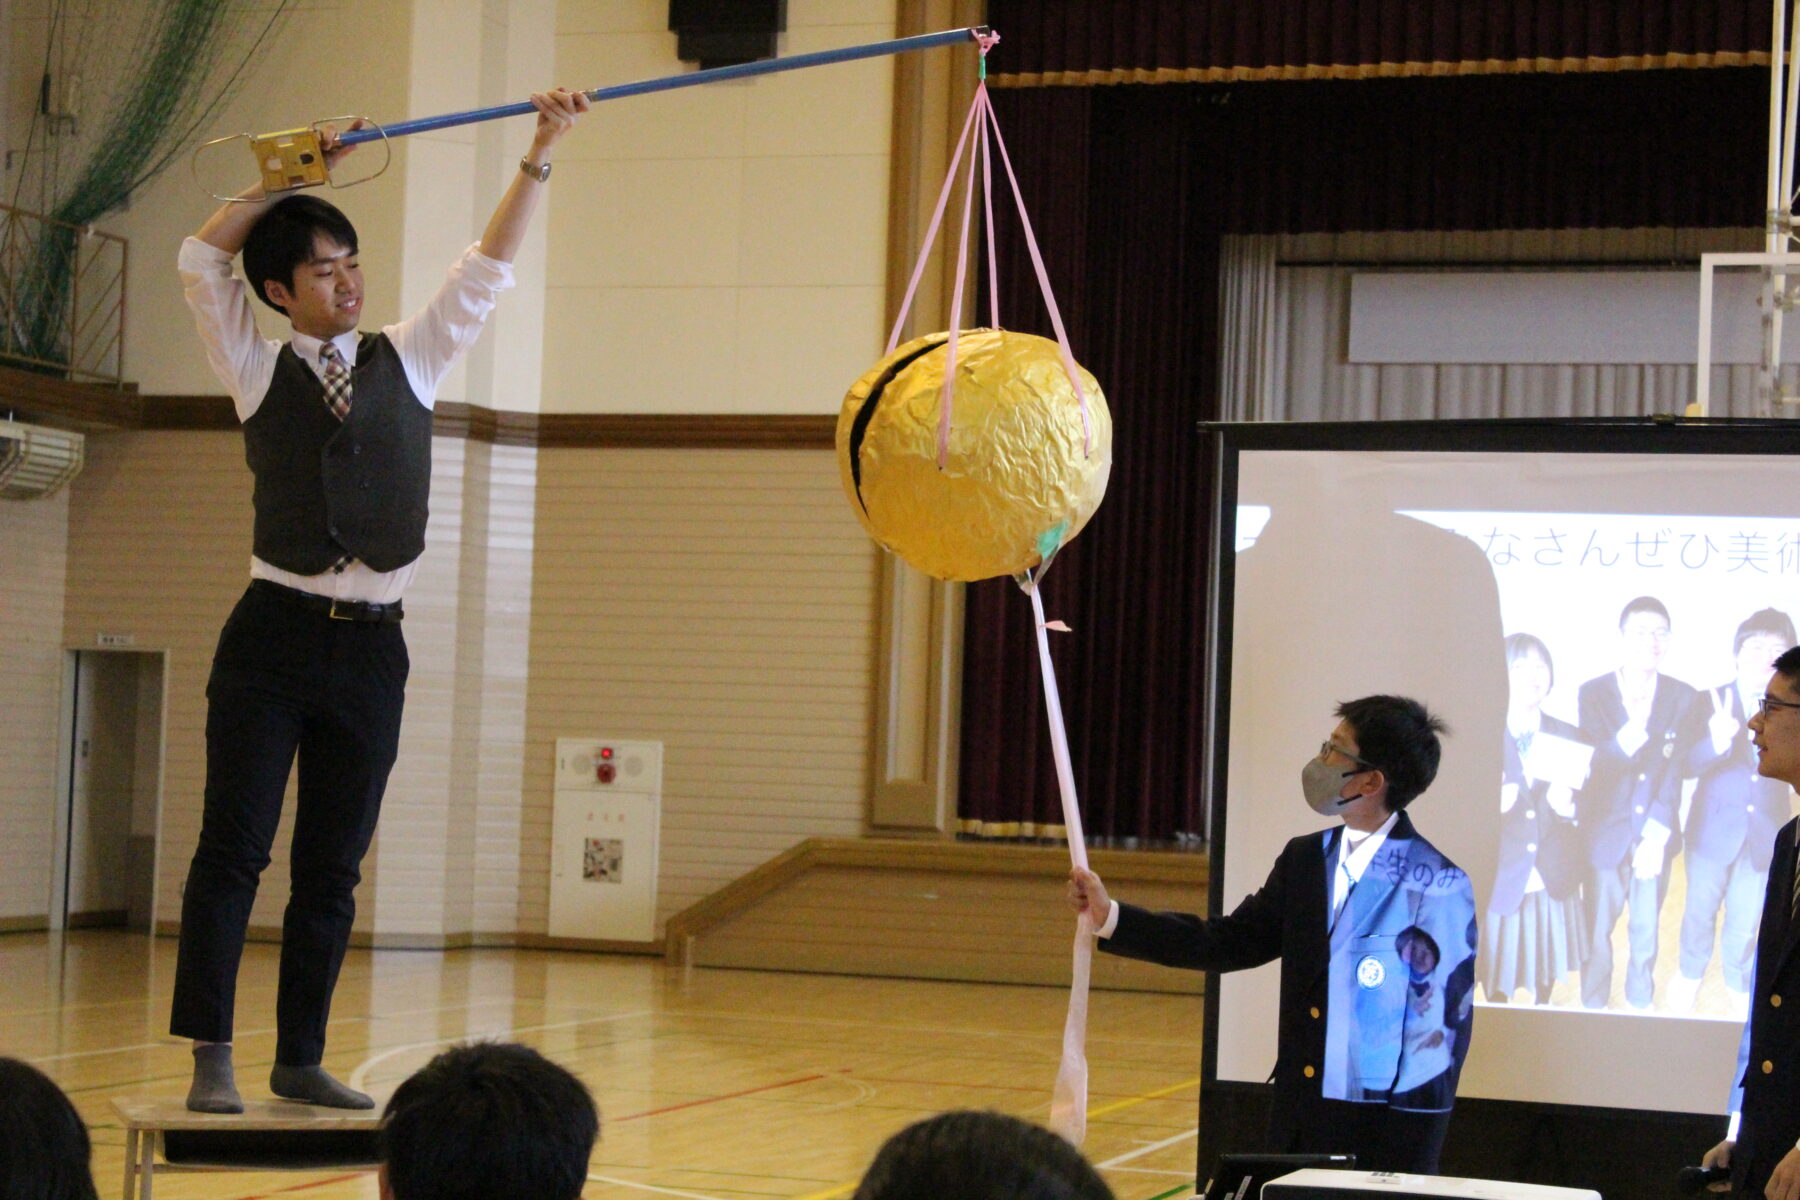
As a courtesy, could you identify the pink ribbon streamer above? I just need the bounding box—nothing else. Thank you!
[883,90,983,357]
[884,81,1095,469]
[934,95,986,468]
[981,87,1093,457]
[1029,578,1093,1146]
[880,45,1100,1145]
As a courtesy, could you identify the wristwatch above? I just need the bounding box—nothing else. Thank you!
[519,157,551,182]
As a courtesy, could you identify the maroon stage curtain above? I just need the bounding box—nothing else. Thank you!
[984,0,1768,84]
[955,68,1769,843]
[959,87,1218,843]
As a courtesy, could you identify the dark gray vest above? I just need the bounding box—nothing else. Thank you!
[243,332,432,574]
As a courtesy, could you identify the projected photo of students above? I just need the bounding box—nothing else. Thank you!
[1665,607,1798,1021]
[1574,596,1696,1012]
[1478,633,1588,1006]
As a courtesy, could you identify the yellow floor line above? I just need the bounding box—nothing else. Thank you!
[1085,1076,1201,1120]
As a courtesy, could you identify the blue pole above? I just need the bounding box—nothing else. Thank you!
[339,26,985,147]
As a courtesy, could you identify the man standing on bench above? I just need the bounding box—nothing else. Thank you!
[170,88,587,1112]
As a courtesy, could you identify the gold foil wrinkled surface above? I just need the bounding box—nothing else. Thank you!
[836,328,1113,582]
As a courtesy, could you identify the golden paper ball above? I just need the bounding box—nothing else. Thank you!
[837,328,1112,582]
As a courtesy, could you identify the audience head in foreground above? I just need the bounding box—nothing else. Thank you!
[381,1041,598,1200]
[0,1057,99,1200]
[852,1109,1115,1200]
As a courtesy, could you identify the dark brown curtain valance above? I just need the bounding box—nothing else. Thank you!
[985,0,1770,86]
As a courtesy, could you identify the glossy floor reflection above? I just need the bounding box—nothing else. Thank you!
[0,931,1202,1200]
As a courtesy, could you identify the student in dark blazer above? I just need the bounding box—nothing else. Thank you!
[1668,609,1796,1017]
[1703,645,1800,1200]
[1480,633,1587,1005]
[1575,596,1696,1010]
[1067,696,1476,1175]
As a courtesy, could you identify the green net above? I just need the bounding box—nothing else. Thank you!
[5,0,293,375]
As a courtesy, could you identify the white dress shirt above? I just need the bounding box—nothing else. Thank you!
[178,236,515,603]
[1328,809,1399,923]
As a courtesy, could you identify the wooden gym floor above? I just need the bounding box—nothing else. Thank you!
[2,931,1205,1200]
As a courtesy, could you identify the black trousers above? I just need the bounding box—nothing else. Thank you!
[169,582,408,1065]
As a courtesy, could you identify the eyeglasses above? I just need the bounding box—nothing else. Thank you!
[1319,741,1379,772]
[1759,695,1800,718]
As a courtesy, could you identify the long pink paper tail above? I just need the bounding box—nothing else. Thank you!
[1030,579,1092,1146]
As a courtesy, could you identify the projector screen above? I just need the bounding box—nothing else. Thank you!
[1209,423,1800,1118]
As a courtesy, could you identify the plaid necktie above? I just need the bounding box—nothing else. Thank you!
[318,341,352,420]
[318,340,355,574]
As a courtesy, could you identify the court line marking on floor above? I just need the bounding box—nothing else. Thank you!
[1139,1185,1196,1200]
[588,1173,737,1200]
[1110,1166,1197,1176]
[789,1181,857,1200]
[1086,1077,1201,1122]
[613,1073,828,1122]
[1096,1122,1199,1168]
[346,1009,656,1091]
[233,1171,369,1200]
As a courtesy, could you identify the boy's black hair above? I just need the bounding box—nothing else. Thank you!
[242,194,359,314]
[852,1110,1114,1200]
[382,1042,598,1200]
[0,1057,100,1200]
[1333,694,1447,811]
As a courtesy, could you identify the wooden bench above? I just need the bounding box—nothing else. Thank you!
[110,1098,382,1200]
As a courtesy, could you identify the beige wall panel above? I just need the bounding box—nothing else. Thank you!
[99,0,414,394]
[694,865,1206,993]
[542,0,897,415]
[542,286,738,411]
[734,284,886,411]
[556,0,665,36]
[740,156,889,285]
[551,159,744,288]
[367,432,535,941]
[522,447,878,934]
[371,438,468,936]
[397,137,485,410]
[484,0,559,416]
[0,488,70,920]
[472,442,539,934]
[405,0,485,139]
[742,24,895,158]
[555,33,748,160]
[793,0,897,23]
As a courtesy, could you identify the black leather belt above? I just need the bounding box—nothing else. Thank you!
[251,578,404,624]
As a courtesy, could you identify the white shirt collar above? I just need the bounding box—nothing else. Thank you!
[291,329,358,368]
[1337,808,1401,882]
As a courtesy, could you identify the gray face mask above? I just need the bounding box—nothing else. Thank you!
[1301,756,1360,815]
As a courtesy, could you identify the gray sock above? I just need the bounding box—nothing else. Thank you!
[186,1043,244,1114]
[269,1063,374,1109]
